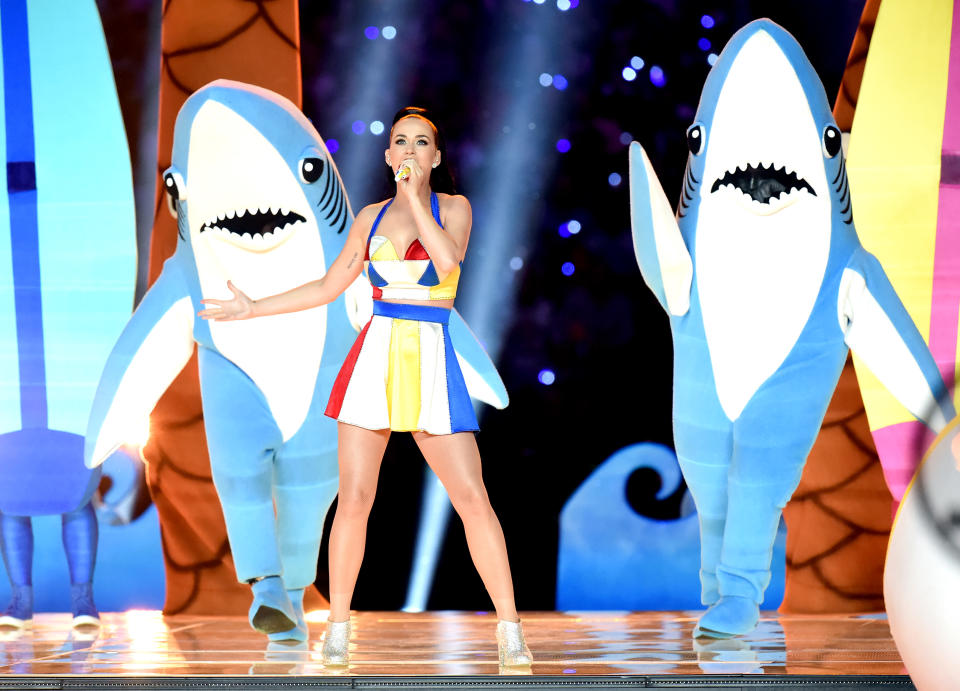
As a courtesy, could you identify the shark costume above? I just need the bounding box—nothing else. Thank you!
[84,81,363,642]
[628,19,955,638]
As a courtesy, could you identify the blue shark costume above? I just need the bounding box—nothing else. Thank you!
[84,81,365,641]
[629,20,956,638]
[0,0,137,628]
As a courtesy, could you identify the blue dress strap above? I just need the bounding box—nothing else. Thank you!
[367,198,394,245]
[430,191,443,228]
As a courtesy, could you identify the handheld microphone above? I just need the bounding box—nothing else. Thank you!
[394,164,412,182]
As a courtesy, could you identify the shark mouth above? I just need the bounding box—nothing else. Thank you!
[710,163,815,206]
[200,207,307,240]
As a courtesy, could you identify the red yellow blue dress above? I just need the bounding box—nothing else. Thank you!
[325,193,478,434]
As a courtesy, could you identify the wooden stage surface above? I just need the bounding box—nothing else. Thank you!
[0,610,913,687]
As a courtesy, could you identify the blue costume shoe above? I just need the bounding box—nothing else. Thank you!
[0,585,32,629]
[694,596,759,639]
[249,577,296,635]
[70,583,100,628]
[267,587,308,643]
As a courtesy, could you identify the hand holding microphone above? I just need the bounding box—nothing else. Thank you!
[394,158,416,182]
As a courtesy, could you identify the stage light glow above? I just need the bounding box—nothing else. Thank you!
[369,120,385,135]
[534,0,546,4]
[619,131,633,145]
[561,261,575,276]
[539,72,553,86]
[553,74,568,90]
[510,256,524,270]
[701,14,715,29]
[559,222,572,237]
[567,219,581,234]
[364,26,379,40]
[649,66,666,87]
[556,138,571,153]
[608,172,622,186]
[304,609,330,623]
[538,369,556,385]
[326,138,339,154]
[630,56,644,70]
[569,0,579,6]
[698,37,711,51]
[351,120,365,135]
[707,52,719,66]
[402,468,452,612]
[382,25,397,39]
[557,0,572,10]
[622,67,637,82]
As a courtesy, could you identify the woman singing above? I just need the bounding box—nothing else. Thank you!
[199,107,532,668]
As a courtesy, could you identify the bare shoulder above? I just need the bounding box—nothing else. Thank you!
[437,193,471,225]
[351,200,390,235]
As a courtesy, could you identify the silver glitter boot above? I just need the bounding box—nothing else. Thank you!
[321,619,351,666]
[496,620,533,667]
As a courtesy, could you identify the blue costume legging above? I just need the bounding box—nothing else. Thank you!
[0,501,97,587]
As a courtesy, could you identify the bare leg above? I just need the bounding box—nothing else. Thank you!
[413,431,519,622]
[328,422,390,622]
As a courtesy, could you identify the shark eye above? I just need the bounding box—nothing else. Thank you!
[686,124,705,155]
[300,157,325,183]
[822,125,842,158]
[162,168,185,202]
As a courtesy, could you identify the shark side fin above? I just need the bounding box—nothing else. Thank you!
[839,248,956,433]
[628,141,693,317]
[449,309,508,410]
[85,267,196,468]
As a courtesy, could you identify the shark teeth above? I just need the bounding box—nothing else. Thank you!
[199,207,307,241]
[709,161,815,205]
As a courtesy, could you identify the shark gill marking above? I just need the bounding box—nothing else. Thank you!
[200,207,307,237]
[710,163,816,204]
[316,162,349,234]
[678,161,700,219]
[834,156,853,225]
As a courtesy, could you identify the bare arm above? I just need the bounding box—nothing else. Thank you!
[199,207,375,321]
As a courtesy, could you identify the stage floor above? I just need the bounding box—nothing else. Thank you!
[0,610,910,679]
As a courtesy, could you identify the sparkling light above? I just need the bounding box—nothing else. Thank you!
[553,74,568,90]
[382,25,397,39]
[326,139,339,154]
[619,131,632,145]
[707,53,719,66]
[698,37,711,51]
[567,219,581,234]
[557,0,572,9]
[538,369,556,385]
[561,261,575,276]
[369,120,385,135]
[622,67,637,82]
[608,172,622,186]
[556,138,571,153]
[539,72,554,87]
[649,65,666,87]
[351,120,365,135]
[701,14,715,29]
[630,55,644,70]
[364,26,379,40]
[510,256,524,270]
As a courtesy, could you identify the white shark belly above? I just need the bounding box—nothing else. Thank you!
[210,310,325,441]
[198,232,328,442]
[695,198,831,420]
